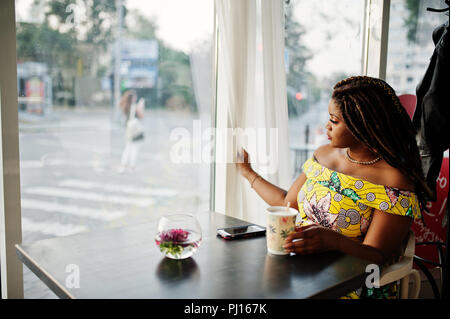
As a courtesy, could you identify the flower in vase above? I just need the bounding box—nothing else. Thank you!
[159,228,190,246]
[156,228,198,259]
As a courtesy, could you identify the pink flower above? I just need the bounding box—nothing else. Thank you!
[158,228,190,247]
[281,217,289,224]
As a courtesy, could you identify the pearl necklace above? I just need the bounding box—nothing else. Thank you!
[345,149,381,165]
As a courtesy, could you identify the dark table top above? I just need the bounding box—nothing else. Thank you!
[16,211,370,299]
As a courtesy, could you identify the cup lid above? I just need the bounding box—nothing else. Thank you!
[266,206,298,216]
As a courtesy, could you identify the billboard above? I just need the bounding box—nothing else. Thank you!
[120,40,158,90]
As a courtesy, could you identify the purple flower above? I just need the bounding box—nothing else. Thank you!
[156,228,191,247]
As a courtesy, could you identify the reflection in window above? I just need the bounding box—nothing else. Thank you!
[386,0,448,95]
[15,0,213,298]
[284,0,364,178]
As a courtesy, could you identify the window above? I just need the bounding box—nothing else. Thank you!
[284,0,365,178]
[386,0,448,95]
[15,0,214,298]
[2,0,428,299]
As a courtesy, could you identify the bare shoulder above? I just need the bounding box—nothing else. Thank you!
[313,144,340,167]
[314,145,414,191]
[375,163,414,191]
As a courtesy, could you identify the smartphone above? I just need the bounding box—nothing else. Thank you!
[217,224,266,240]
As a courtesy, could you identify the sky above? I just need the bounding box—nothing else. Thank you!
[126,0,364,76]
[125,0,214,53]
[292,0,365,77]
[15,0,363,77]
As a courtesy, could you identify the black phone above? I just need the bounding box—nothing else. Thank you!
[217,224,266,240]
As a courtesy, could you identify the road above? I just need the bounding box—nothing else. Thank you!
[17,106,315,298]
[18,108,211,298]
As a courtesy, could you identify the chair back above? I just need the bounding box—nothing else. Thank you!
[398,94,417,119]
[404,230,416,258]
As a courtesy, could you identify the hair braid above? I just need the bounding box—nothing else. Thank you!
[332,76,432,208]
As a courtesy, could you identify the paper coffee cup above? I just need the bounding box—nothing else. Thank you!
[266,206,298,255]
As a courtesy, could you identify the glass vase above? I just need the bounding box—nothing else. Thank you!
[155,214,202,260]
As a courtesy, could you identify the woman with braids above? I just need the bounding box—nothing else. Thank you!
[237,76,432,299]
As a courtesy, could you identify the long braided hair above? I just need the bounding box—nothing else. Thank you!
[331,76,432,209]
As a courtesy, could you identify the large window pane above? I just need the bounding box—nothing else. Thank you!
[386,0,448,94]
[284,0,365,178]
[16,0,213,298]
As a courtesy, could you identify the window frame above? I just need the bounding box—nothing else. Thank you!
[0,0,24,299]
[363,0,391,79]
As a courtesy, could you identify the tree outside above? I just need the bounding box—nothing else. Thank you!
[16,0,199,113]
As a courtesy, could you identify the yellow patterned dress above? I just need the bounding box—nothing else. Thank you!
[297,158,421,299]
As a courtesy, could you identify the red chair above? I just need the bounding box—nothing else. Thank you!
[398,94,417,119]
[399,94,448,299]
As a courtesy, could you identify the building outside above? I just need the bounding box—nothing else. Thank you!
[386,0,445,95]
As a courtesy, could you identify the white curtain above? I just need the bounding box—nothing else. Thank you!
[216,0,292,226]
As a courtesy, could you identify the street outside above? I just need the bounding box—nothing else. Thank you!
[18,106,323,298]
[19,107,211,298]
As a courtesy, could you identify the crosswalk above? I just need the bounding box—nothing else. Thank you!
[21,198,128,221]
[18,111,206,298]
[23,186,156,207]
[58,179,178,197]
[21,216,89,237]
[21,179,181,239]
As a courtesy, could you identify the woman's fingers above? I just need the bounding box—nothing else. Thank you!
[284,238,320,254]
[285,231,303,243]
[286,237,325,254]
[242,148,249,163]
[283,238,305,251]
[237,148,250,164]
[283,225,327,254]
[285,224,317,242]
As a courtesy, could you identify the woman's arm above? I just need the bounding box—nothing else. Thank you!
[359,209,412,263]
[283,210,412,265]
[237,148,306,209]
[249,171,306,209]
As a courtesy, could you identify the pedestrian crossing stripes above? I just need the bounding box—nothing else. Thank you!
[22,186,155,207]
[58,179,179,196]
[21,198,127,221]
[21,217,89,237]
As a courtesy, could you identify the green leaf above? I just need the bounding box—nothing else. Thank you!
[318,180,338,192]
[330,172,341,191]
[280,229,291,239]
[159,241,183,258]
[405,206,413,218]
[317,180,330,188]
[341,188,361,203]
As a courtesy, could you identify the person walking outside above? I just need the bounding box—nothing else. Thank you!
[119,90,145,173]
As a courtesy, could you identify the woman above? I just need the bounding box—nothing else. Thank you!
[237,76,432,298]
[119,90,145,172]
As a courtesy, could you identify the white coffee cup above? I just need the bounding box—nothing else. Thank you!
[266,206,298,255]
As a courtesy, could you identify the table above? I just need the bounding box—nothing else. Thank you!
[16,211,370,299]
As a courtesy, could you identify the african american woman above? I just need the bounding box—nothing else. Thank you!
[237,76,432,299]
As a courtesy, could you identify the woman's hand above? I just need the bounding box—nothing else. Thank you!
[283,224,340,255]
[236,148,254,179]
